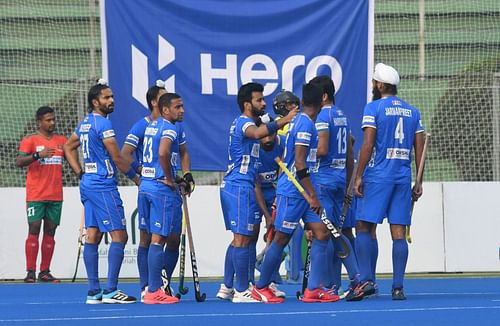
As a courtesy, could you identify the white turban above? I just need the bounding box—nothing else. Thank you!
[373,63,400,86]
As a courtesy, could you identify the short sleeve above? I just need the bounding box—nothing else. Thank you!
[361,103,377,129]
[315,110,330,132]
[162,126,178,142]
[177,123,187,145]
[295,119,313,147]
[19,136,33,155]
[98,118,116,140]
[415,109,425,133]
[124,119,146,148]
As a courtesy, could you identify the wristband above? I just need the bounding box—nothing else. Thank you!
[266,121,279,135]
[131,160,141,173]
[124,167,137,180]
[32,152,40,161]
[296,168,310,180]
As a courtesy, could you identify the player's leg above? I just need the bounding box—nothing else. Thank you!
[248,206,261,286]
[24,201,44,282]
[163,193,182,290]
[137,191,151,295]
[38,201,61,282]
[387,183,412,300]
[218,184,236,299]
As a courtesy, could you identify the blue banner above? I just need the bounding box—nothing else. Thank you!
[102,0,372,171]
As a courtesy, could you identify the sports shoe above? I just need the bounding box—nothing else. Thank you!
[269,282,286,298]
[86,290,103,304]
[252,286,285,303]
[232,288,260,303]
[302,288,340,303]
[365,283,379,299]
[24,270,36,283]
[345,282,365,302]
[216,283,235,301]
[143,288,179,304]
[102,290,137,304]
[38,270,60,283]
[140,286,148,303]
[392,288,407,300]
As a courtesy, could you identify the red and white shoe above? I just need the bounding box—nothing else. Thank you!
[251,286,285,303]
[143,288,179,304]
[302,288,340,303]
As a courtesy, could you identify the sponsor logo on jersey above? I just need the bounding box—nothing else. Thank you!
[386,148,410,160]
[259,170,277,183]
[102,129,116,138]
[315,122,329,130]
[330,158,346,169]
[362,115,375,124]
[282,221,298,230]
[141,167,156,178]
[40,156,63,165]
[251,143,260,158]
[79,124,91,132]
[85,162,98,173]
[297,132,311,141]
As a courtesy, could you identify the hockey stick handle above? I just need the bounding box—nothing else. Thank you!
[415,133,431,184]
[71,208,85,282]
[339,157,359,223]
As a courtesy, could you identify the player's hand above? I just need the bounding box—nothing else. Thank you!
[40,147,56,158]
[132,175,140,186]
[305,230,313,241]
[183,172,195,195]
[354,176,363,197]
[307,194,321,215]
[136,165,143,175]
[160,178,176,190]
[412,182,423,201]
[282,107,299,123]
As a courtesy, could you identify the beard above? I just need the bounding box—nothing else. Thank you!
[372,86,382,101]
[261,141,274,151]
[251,105,265,118]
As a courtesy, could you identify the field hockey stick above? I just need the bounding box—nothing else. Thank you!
[274,157,350,258]
[338,157,358,230]
[182,194,206,302]
[406,133,431,243]
[255,205,276,266]
[177,209,189,296]
[71,208,85,282]
[296,238,311,300]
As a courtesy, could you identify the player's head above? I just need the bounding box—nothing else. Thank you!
[146,80,167,113]
[159,92,184,123]
[87,79,113,115]
[237,82,266,117]
[272,89,299,117]
[36,106,56,133]
[372,63,399,100]
[301,83,323,114]
[309,75,335,106]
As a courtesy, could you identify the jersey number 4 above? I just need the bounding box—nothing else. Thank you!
[395,117,405,144]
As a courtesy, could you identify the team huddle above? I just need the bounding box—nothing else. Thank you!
[17,62,424,305]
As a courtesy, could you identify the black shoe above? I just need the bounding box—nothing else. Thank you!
[345,282,364,302]
[38,270,61,283]
[360,280,376,296]
[24,270,36,283]
[392,288,407,300]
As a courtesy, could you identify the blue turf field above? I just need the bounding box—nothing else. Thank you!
[1,277,499,326]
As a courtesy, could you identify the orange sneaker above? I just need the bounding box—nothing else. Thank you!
[302,288,340,303]
[251,286,285,303]
[143,288,179,304]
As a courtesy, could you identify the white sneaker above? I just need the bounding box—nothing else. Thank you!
[232,288,260,303]
[140,286,148,303]
[269,282,286,298]
[216,283,234,301]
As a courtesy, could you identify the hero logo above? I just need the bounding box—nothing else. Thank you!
[131,35,343,106]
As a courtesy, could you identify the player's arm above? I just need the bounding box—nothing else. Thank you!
[16,139,56,167]
[63,133,84,178]
[354,127,376,197]
[255,182,272,228]
[103,137,140,185]
[316,130,329,157]
[245,108,298,140]
[158,137,176,189]
[295,144,321,214]
[412,131,425,201]
[121,143,141,173]
[179,143,195,194]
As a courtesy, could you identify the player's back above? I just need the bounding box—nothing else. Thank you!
[223,115,260,187]
[277,113,318,198]
[315,105,349,185]
[76,113,118,189]
[124,115,152,166]
[362,95,424,183]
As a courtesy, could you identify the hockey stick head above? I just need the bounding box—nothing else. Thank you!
[195,291,207,302]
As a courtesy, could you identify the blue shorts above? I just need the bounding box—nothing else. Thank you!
[139,181,182,237]
[356,182,412,225]
[254,186,276,224]
[220,182,256,236]
[137,192,149,231]
[80,186,126,232]
[317,183,344,227]
[274,195,321,234]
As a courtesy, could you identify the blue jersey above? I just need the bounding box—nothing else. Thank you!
[361,95,424,183]
[223,115,260,187]
[277,113,318,198]
[315,105,350,186]
[141,118,181,182]
[256,136,284,190]
[124,115,152,166]
[76,113,118,189]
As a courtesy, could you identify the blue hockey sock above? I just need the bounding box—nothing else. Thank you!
[232,246,250,292]
[164,246,179,280]
[83,243,100,291]
[348,236,357,261]
[325,239,337,288]
[106,242,125,293]
[355,231,372,282]
[307,239,328,290]
[256,242,284,289]
[289,226,304,281]
[137,245,149,290]
[370,237,379,283]
[338,234,359,282]
[147,244,164,292]
[248,241,257,284]
[392,239,408,289]
[223,244,235,288]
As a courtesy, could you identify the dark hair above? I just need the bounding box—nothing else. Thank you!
[309,75,335,104]
[36,106,54,120]
[87,83,110,111]
[158,92,181,112]
[237,82,264,112]
[302,83,323,109]
[383,83,398,95]
[146,85,164,111]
